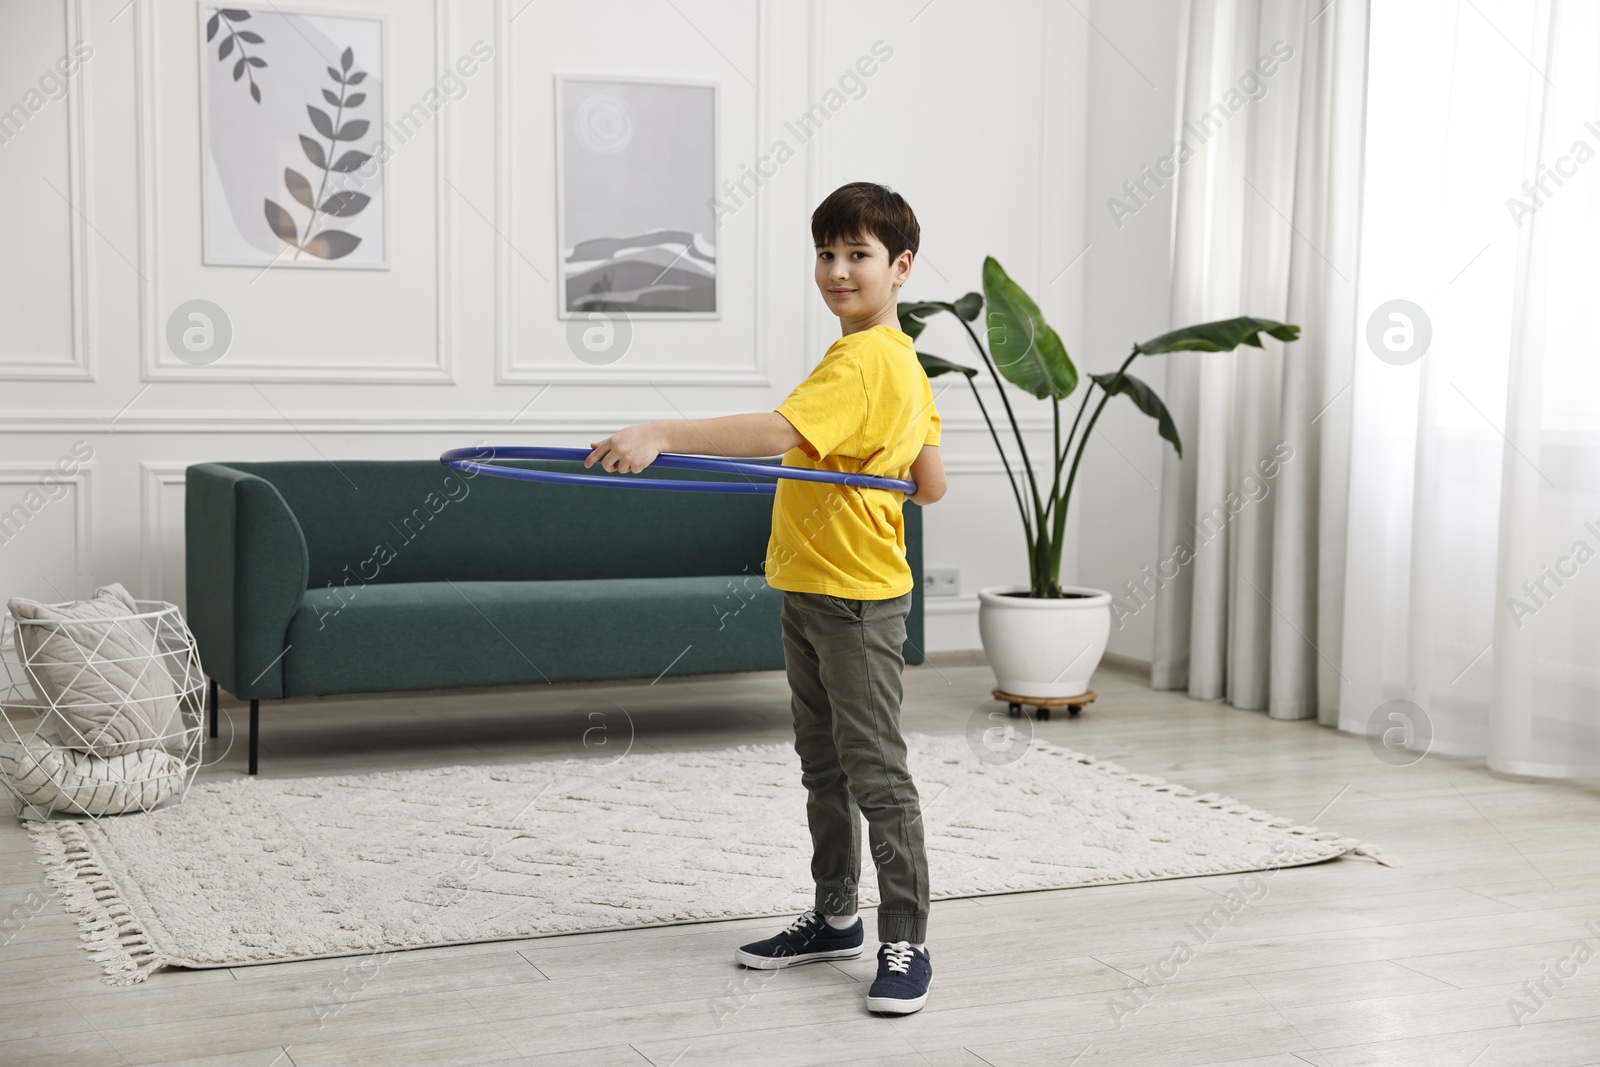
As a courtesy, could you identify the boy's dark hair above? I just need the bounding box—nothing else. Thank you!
[811,182,919,263]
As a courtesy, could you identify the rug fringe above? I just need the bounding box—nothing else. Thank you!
[1035,741,1402,868]
[24,819,168,985]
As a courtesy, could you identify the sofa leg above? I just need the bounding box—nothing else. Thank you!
[249,700,259,776]
[208,678,219,739]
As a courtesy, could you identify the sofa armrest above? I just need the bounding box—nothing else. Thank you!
[184,464,310,699]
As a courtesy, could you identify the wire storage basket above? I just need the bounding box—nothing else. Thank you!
[0,589,206,821]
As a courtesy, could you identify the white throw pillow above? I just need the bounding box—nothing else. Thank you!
[0,738,184,816]
[7,584,182,757]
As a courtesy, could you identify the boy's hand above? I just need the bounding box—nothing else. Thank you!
[586,422,666,474]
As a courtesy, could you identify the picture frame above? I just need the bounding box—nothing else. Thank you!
[196,4,389,270]
[554,75,719,319]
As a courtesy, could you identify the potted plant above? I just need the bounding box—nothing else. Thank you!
[901,256,1297,699]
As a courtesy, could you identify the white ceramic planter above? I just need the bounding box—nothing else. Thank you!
[977,584,1112,699]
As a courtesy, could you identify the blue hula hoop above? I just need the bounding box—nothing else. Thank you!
[439,446,917,496]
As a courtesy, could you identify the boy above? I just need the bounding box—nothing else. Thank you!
[584,181,946,1015]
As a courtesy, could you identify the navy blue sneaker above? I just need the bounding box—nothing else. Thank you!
[734,909,864,969]
[867,941,932,1014]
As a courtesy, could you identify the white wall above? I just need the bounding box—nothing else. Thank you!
[1078,0,1183,665]
[0,0,1174,657]
[805,0,1088,651]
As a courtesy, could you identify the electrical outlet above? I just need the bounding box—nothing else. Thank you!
[925,567,960,597]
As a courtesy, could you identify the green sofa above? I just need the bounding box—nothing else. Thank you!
[184,458,925,773]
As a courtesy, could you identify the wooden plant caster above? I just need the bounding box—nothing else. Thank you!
[993,687,1096,721]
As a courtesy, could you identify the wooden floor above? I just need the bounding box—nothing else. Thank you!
[3,657,1599,1067]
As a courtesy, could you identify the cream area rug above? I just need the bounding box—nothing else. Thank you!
[24,734,1393,984]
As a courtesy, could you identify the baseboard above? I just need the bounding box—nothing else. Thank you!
[921,648,990,667]
[1099,651,1152,675]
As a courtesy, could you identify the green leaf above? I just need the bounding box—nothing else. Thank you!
[917,351,977,379]
[1092,371,1182,458]
[1135,316,1300,354]
[897,301,944,341]
[981,256,1076,400]
[898,296,983,340]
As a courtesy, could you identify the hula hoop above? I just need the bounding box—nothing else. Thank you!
[439,446,917,496]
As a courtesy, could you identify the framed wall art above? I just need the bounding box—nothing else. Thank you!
[197,5,387,269]
[555,76,718,317]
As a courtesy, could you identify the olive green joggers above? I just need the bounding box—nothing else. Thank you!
[778,589,929,944]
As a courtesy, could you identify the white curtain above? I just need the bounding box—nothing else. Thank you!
[1341,0,1600,779]
[1152,0,1371,720]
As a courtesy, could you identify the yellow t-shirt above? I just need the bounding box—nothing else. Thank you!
[765,323,942,598]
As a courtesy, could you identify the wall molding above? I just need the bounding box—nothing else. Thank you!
[0,411,1055,435]
[134,0,454,384]
[942,459,1024,475]
[138,463,188,603]
[493,0,771,386]
[0,461,95,599]
[802,0,824,380]
[0,0,94,382]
